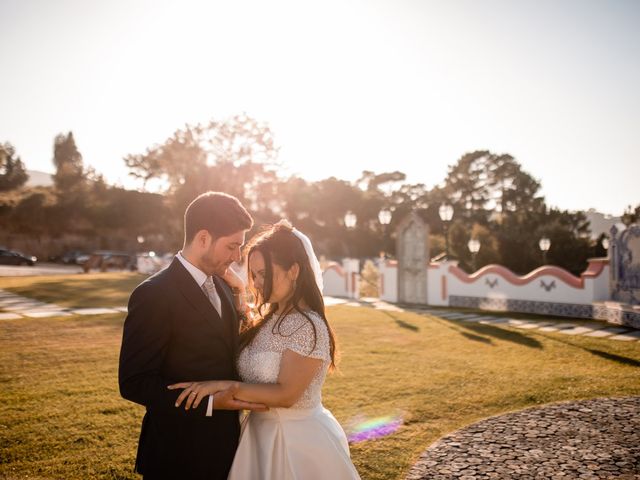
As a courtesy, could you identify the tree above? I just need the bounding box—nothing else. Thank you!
[0,142,28,191]
[124,114,279,216]
[622,204,640,226]
[537,209,592,275]
[437,150,595,274]
[358,170,406,193]
[53,132,85,191]
[88,186,175,250]
[493,206,592,275]
[451,222,500,273]
[10,190,56,236]
[310,177,361,256]
[442,150,544,224]
[495,208,545,274]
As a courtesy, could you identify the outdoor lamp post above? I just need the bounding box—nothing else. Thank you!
[539,237,551,265]
[378,209,392,257]
[378,209,392,226]
[467,238,481,272]
[344,212,357,258]
[137,235,145,252]
[438,204,454,259]
[344,211,357,229]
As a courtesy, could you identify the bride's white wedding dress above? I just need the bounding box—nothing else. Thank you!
[227,310,361,480]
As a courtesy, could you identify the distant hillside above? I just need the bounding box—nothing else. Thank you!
[26,170,54,188]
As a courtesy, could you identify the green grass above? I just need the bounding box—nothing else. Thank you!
[0,272,146,308]
[1,274,639,479]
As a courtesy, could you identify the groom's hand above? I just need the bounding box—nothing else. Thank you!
[215,384,268,412]
[169,381,268,412]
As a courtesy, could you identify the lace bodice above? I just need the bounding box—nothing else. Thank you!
[237,310,331,409]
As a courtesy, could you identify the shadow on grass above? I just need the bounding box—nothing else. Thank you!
[379,310,421,332]
[395,319,420,332]
[432,317,543,349]
[587,349,640,367]
[530,331,640,368]
[460,331,494,344]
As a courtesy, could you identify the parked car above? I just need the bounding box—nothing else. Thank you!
[0,248,37,266]
[60,250,91,265]
[136,251,174,274]
[82,251,137,272]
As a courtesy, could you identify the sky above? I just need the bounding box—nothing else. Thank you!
[1,0,638,216]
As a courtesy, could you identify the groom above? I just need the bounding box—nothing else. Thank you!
[119,192,264,480]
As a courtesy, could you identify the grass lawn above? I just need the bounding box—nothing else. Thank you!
[1,273,639,479]
[0,272,146,308]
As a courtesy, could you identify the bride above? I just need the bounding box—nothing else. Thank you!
[169,220,361,480]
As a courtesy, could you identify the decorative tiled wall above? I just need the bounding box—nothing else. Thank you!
[450,295,640,329]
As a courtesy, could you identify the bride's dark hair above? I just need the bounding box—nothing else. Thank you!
[240,220,337,370]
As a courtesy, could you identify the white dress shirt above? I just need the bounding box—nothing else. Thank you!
[176,251,223,316]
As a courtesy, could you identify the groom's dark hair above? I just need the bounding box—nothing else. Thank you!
[184,191,253,244]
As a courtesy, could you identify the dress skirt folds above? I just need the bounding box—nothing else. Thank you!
[227,405,361,480]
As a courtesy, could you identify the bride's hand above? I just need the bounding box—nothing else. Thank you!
[223,265,246,292]
[168,380,236,410]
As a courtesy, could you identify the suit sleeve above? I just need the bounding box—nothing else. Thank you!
[118,281,208,416]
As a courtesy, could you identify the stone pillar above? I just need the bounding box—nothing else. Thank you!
[395,212,429,304]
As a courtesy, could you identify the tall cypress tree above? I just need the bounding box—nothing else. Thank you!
[0,142,28,191]
[53,132,84,191]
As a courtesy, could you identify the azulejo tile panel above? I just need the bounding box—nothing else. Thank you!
[449,295,640,329]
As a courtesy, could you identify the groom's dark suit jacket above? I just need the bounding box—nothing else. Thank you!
[119,258,240,480]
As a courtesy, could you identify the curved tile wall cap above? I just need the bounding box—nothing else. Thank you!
[322,262,346,277]
[448,263,588,289]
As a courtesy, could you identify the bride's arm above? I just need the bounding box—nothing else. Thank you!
[170,350,322,410]
[168,380,266,412]
[231,349,322,408]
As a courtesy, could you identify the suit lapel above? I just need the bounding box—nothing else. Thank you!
[169,259,227,337]
[213,275,239,348]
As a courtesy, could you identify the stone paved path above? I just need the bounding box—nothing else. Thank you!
[0,289,123,318]
[406,396,640,480]
[326,298,640,343]
[3,290,640,346]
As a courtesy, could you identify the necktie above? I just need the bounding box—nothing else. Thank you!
[202,276,222,317]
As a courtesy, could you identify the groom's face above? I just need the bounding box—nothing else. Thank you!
[202,230,246,276]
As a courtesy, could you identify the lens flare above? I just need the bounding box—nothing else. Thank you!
[347,414,403,443]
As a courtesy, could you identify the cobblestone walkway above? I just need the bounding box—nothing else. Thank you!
[406,396,640,480]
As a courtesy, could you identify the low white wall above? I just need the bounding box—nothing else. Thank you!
[427,263,448,306]
[378,260,398,303]
[379,257,611,310]
[322,258,360,299]
[442,259,609,307]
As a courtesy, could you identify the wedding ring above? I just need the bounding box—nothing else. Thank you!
[190,392,197,396]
